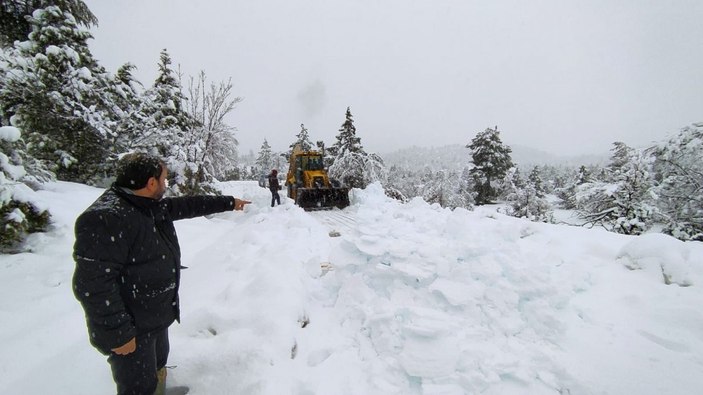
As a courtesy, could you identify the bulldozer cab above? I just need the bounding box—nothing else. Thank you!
[300,155,323,171]
[287,146,349,210]
[293,154,327,188]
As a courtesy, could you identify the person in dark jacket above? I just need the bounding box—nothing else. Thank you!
[73,152,250,395]
[268,169,281,207]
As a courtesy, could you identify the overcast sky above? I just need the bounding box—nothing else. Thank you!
[83,0,703,156]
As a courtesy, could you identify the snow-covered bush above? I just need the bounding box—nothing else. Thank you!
[0,126,50,252]
[383,185,408,202]
[505,187,553,223]
[555,183,578,210]
[421,169,473,210]
[502,167,552,222]
[616,233,700,286]
[609,148,657,235]
[329,151,387,189]
[384,165,417,202]
[575,143,656,235]
[652,122,703,241]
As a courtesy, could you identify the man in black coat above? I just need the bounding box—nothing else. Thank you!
[73,153,250,395]
[268,169,281,207]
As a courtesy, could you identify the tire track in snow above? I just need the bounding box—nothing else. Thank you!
[308,210,358,237]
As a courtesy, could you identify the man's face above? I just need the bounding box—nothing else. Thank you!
[152,167,168,200]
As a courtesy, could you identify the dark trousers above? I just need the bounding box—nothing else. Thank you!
[108,328,170,395]
[271,189,281,207]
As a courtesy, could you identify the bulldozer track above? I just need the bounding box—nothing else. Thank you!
[309,210,358,235]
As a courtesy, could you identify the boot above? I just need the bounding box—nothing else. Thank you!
[154,367,189,395]
[153,367,167,395]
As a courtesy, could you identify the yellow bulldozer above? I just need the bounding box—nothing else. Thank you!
[286,145,350,210]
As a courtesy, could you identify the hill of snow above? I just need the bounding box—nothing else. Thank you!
[1,181,701,394]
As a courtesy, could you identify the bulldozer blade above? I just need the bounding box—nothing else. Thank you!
[296,188,350,211]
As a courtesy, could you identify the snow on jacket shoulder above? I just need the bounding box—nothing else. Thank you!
[72,186,235,354]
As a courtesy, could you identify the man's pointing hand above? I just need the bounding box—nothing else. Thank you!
[234,198,251,211]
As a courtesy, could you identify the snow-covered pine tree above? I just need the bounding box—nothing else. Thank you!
[466,126,514,205]
[328,107,386,189]
[576,165,591,184]
[133,50,193,188]
[256,138,275,175]
[288,123,314,155]
[652,122,703,241]
[0,5,123,183]
[327,107,361,160]
[528,166,545,198]
[0,0,97,47]
[110,62,148,151]
[281,123,315,173]
[135,49,191,152]
[607,142,632,178]
[0,125,50,251]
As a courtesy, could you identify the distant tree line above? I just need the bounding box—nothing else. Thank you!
[250,111,701,242]
[377,123,703,242]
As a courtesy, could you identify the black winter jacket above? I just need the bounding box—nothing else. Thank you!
[73,185,235,355]
[268,173,280,191]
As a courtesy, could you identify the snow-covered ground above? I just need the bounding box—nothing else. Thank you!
[1,181,702,395]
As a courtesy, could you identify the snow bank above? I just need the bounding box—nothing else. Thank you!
[0,181,702,394]
[617,233,703,286]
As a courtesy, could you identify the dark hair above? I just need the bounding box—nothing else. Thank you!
[114,152,164,189]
